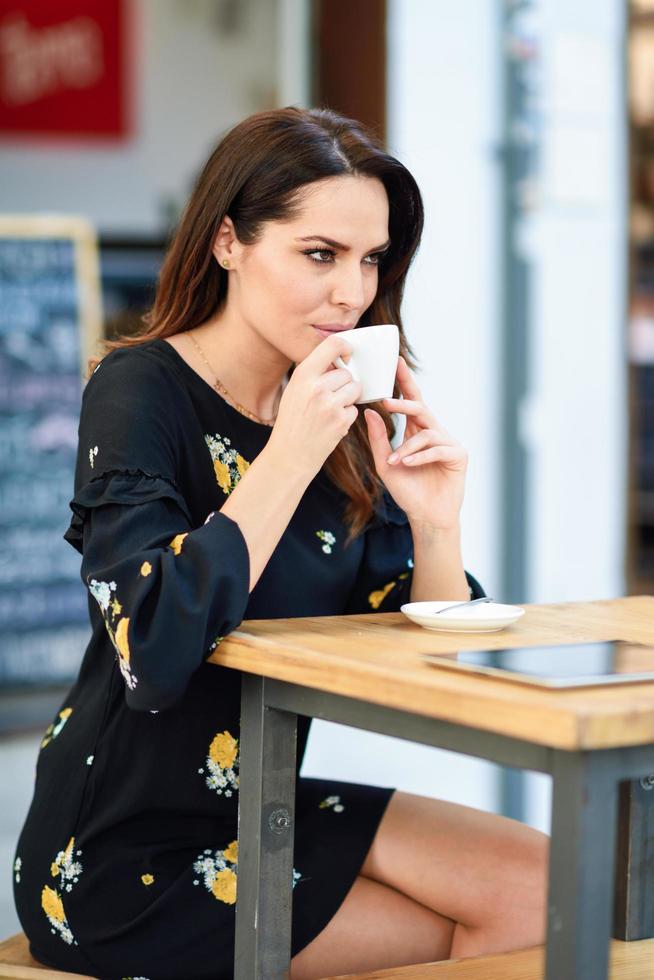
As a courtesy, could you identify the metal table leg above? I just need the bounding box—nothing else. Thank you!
[545,750,618,980]
[235,674,298,980]
[614,774,654,940]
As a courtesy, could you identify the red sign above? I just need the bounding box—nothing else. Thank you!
[0,1,129,138]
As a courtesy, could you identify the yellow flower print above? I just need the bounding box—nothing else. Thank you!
[368,580,396,610]
[169,533,188,556]
[41,839,83,945]
[140,561,152,576]
[214,459,231,493]
[205,434,250,496]
[200,731,239,797]
[209,731,238,770]
[115,617,131,665]
[141,873,154,886]
[193,842,302,904]
[88,579,138,690]
[41,885,65,923]
[211,867,237,905]
[41,707,73,749]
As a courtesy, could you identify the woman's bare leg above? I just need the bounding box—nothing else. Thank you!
[290,790,548,976]
[361,791,549,958]
[290,874,456,980]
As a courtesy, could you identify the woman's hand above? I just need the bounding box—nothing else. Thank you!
[267,334,363,479]
[364,356,468,530]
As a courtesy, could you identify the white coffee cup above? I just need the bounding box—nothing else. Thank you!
[334,323,400,404]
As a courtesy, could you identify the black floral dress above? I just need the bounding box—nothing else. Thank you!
[13,338,483,980]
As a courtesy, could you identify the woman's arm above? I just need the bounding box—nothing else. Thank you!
[409,519,470,602]
[220,443,312,592]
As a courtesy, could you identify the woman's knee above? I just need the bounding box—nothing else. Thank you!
[488,825,549,932]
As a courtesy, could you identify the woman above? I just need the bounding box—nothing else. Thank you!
[14,107,548,979]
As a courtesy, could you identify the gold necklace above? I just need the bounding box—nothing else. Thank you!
[187,330,277,426]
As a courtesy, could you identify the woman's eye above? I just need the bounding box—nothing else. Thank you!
[305,249,335,264]
[303,249,384,266]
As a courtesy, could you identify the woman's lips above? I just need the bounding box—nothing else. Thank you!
[312,324,354,339]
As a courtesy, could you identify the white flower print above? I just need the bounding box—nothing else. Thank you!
[204,433,250,496]
[41,707,73,749]
[88,579,116,612]
[202,731,239,798]
[319,794,345,813]
[13,856,21,883]
[41,838,83,945]
[316,530,336,555]
[193,839,302,905]
[87,579,137,690]
[88,445,98,468]
[193,840,239,904]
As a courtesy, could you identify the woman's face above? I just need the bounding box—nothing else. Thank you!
[224,174,390,364]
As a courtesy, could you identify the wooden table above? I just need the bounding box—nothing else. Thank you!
[209,596,654,980]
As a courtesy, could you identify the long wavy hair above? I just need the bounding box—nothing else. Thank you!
[93,106,424,541]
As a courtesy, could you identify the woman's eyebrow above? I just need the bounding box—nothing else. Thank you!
[295,234,391,252]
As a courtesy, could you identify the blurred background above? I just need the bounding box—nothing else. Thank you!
[0,0,647,940]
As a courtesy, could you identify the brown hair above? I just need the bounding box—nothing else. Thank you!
[93,106,424,541]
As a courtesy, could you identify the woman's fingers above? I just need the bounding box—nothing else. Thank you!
[364,408,392,462]
[396,355,422,400]
[393,444,468,467]
[383,400,455,443]
[383,396,430,416]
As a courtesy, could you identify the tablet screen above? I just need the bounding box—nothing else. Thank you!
[423,641,654,688]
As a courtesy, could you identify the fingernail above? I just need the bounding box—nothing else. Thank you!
[403,455,414,463]
[387,453,398,464]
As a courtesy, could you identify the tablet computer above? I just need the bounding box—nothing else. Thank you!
[422,641,654,688]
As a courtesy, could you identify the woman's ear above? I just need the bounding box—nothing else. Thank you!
[212,215,239,269]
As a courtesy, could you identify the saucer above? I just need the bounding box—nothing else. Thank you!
[400,601,525,633]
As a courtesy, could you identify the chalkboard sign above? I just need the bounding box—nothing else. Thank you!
[0,216,102,686]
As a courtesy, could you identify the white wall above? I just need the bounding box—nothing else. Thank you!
[0,0,280,233]
[520,0,628,833]
[526,0,628,606]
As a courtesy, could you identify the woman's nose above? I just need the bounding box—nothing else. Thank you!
[331,263,366,311]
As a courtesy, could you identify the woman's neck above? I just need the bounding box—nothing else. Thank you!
[189,312,290,422]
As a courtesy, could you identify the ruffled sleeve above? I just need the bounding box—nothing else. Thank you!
[63,348,251,711]
[345,488,485,614]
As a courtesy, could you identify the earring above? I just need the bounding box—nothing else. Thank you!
[222,259,230,269]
